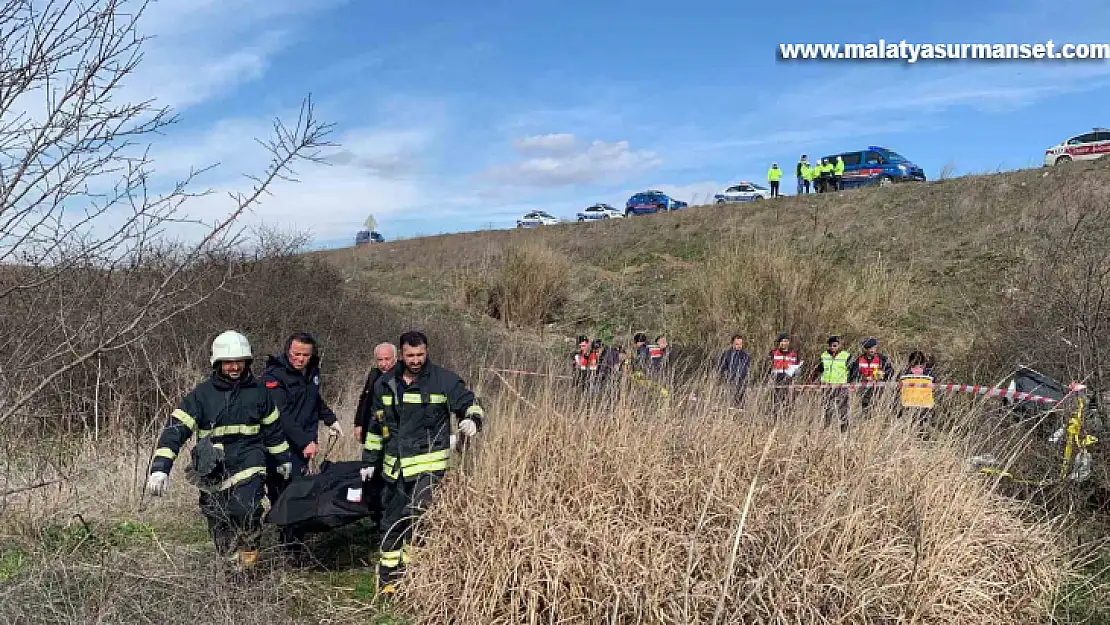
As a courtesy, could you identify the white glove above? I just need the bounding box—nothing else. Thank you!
[328,422,343,437]
[458,419,478,437]
[359,466,375,481]
[146,472,169,497]
[276,462,292,480]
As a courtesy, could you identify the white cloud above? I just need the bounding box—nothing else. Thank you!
[118,0,348,111]
[486,136,662,187]
[513,133,578,155]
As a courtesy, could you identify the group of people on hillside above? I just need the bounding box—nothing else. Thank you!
[145,329,483,597]
[719,332,934,428]
[572,330,935,429]
[765,155,846,197]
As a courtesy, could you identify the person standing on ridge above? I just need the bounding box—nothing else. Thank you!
[833,155,845,191]
[796,155,810,195]
[767,162,783,198]
[362,330,485,595]
[146,330,292,571]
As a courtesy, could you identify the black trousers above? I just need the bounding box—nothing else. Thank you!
[378,471,441,587]
[200,474,264,555]
[770,181,780,197]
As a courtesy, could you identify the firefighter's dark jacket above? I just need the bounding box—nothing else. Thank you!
[262,348,337,452]
[151,368,291,490]
[353,367,386,441]
[362,360,484,482]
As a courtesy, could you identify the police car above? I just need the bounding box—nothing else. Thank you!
[821,146,926,189]
[516,210,559,228]
[1044,128,1110,166]
[624,190,688,216]
[576,203,623,221]
[714,181,771,204]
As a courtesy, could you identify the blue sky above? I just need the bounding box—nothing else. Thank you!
[136,0,1110,247]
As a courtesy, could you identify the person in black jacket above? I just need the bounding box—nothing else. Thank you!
[354,342,398,443]
[146,330,292,570]
[263,332,341,550]
[361,330,485,595]
[718,334,751,404]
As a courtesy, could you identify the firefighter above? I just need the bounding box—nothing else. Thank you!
[263,332,343,554]
[354,342,398,443]
[768,333,799,414]
[813,335,851,430]
[849,337,895,411]
[361,330,485,594]
[145,331,292,570]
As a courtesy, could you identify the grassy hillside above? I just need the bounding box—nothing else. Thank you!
[5,161,1110,624]
[323,158,1110,389]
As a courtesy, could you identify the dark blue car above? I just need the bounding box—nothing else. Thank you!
[355,230,384,245]
[821,146,926,189]
[624,190,688,216]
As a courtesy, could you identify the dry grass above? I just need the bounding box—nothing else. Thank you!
[673,236,919,352]
[397,375,1068,624]
[453,242,571,329]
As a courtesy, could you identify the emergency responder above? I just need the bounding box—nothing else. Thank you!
[146,330,292,570]
[361,330,485,594]
[814,335,851,430]
[768,333,799,414]
[572,335,598,390]
[849,337,894,411]
[718,334,751,404]
[263,332,343,554]
[898,350,935,427]
[796,155,810,195]
[833,155,845,191]
[819,158,834,193]
[354,342,398,443]
[647,334,669,376]
[767,162,783,198]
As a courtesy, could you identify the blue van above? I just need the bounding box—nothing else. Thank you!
[354,230,385,245]
[820,146,926,189]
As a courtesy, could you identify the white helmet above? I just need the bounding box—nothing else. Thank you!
[211,330,253,365]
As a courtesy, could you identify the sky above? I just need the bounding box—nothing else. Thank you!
[130,0,1110,248]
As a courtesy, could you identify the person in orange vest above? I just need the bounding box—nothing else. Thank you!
[848,337,894,411]
[572,335,598,390]
[767,333,799,414]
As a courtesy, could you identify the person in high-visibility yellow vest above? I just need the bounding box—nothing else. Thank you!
[801,161,815,194]
[795,155,810,194]
[813,335,851,430]
[833,155,845,191]
[767,162,783,198]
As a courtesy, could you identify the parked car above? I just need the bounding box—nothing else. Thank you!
[1044,128,1110,166]
[820,146,926,188]
[516,210,559,228]
[355,230,385,245]
[576,203,623,221]
[714,181,771,204]
[624,190,688,216]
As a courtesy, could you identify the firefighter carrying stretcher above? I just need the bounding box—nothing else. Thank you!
[361,330,486,595]
[145,330,293,570]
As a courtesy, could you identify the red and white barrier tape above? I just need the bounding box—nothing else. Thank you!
[490,367,1082,406]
